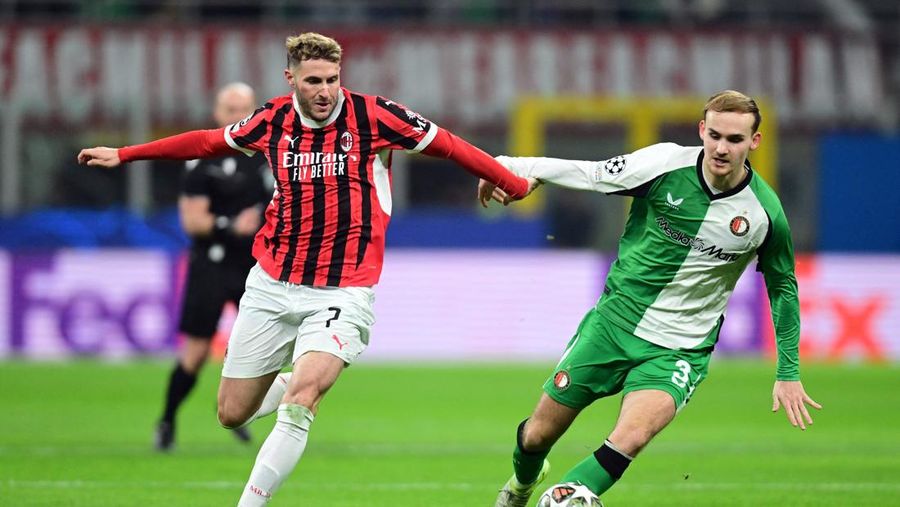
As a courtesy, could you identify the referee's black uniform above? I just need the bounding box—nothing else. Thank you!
[156,152,270,451]
[179,153,270,337]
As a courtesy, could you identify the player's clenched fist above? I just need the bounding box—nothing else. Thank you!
[77,147,121,168]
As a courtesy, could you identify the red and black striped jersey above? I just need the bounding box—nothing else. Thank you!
[223,88,438,287]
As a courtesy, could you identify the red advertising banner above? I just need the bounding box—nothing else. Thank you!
[0,26,886,126]
[763,254,900,362]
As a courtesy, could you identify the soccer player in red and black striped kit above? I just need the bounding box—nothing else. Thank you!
[78,32,537,506]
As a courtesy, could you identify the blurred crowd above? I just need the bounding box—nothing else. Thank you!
[2,0,896,34]
[1,0,898,252]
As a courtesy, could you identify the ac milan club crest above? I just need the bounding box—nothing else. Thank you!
[340,131,354,152]
[729,216,750,236]
[553,370,571,391]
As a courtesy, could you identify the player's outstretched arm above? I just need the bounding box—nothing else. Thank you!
[77,147,121,168]
[421,128,529,199]
[78,129,235,169]
[772,380,821,430]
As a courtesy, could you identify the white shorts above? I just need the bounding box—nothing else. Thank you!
[221,263,376,379]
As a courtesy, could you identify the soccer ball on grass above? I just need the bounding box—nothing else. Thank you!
[537,482,603,506]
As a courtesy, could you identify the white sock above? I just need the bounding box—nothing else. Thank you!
[237,403,313,507]
[240,372,292,428]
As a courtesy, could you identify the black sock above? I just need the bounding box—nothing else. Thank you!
[512,419,550,485]
[161,363,197,424]
[560,441,632,495]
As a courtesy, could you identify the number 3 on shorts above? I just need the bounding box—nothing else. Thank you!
[670,359,692,388]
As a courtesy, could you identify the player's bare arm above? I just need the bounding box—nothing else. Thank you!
[178,198,260,239]
[178,195,215,236]
[772,380,821,430]
[231,206,263,236]
[77,147,121,168]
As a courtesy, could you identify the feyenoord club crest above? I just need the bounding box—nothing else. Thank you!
[729,216,750,236]
[340,131,354,152]
[553,370,571,391]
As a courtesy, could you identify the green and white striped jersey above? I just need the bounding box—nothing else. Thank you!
[498,143,800,380]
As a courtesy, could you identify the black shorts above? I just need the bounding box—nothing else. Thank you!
[178,258,252,338]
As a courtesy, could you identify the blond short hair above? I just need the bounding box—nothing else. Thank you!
[703,90,762,133]
[285,32,342,68]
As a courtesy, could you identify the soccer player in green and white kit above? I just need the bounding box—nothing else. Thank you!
[479,90,822,506]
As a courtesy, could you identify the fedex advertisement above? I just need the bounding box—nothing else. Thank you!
[0,249,897,362]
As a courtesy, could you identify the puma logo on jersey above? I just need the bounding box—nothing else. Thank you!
[666,192,684,209]
[283,135,301,149]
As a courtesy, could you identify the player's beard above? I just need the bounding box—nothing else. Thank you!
[298,93,335,122]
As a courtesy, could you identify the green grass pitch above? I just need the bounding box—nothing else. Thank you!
[1,359,898,506]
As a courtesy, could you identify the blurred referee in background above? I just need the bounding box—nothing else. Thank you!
[155,82,271,451]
